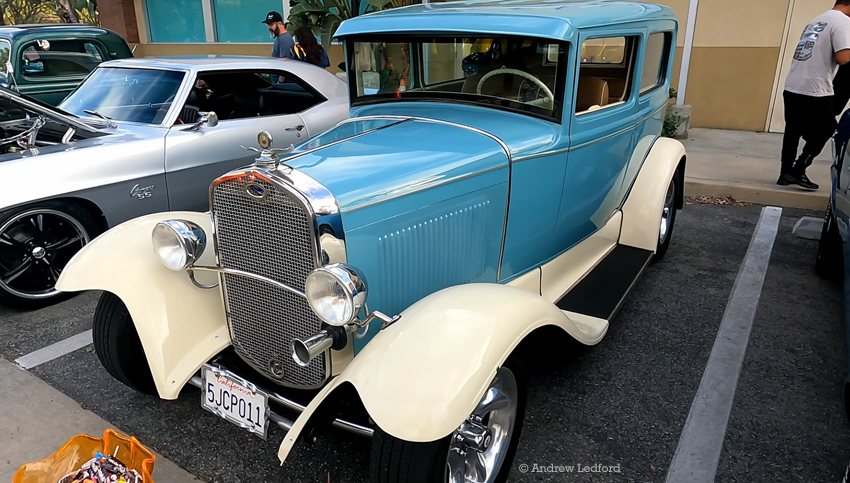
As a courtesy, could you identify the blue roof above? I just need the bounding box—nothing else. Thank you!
[334,0,676,41]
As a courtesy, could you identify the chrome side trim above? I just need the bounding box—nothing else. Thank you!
[189,266,306,298]
[188,374,374,437]
[274,164,340,216]
[344,115,513,281]
[511,104,668,163]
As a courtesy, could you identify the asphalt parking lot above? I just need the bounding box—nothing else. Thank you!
[0,202,848,483]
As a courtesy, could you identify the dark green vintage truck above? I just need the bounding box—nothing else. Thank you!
[0,24,132,105]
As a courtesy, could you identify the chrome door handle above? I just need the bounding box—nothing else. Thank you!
[286,125,305,132]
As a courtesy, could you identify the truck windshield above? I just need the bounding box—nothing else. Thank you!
[59,67,185,125]
[348,35,566,120]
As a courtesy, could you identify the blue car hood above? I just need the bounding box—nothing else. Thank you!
[351,103,562,159]
[281,117,510,217]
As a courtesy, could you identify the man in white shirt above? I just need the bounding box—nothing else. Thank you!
[781,1,850,190]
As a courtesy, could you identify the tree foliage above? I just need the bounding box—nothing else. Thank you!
[0,0,98,26]
[287,0,420,49]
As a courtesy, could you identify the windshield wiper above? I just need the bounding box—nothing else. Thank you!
[83,109,116,128]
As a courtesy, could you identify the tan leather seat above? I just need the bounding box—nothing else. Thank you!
[607,78,627,103]
[576,77,609,112]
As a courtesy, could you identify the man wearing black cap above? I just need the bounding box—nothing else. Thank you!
[262,11,294,59]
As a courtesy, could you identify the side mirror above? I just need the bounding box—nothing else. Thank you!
[204,111,219,128]
[183,111,218,131]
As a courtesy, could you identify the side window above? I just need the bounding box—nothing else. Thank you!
[576,36,638,114]
[175,70,325,125]
[21,40,105,78]
[640,32,672,95]
[0,41,10,78]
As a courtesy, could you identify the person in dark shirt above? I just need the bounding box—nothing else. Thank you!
[262,11,294,59]
[288,26,330,68]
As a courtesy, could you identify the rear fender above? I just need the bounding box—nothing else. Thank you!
[56,211,228,400]
[278,283,605,463]
[620,137,686,252]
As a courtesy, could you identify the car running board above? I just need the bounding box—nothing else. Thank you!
[556,245,654,322]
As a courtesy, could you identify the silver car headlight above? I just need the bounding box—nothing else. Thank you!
[304,264,367,326]
[151,220,206,271]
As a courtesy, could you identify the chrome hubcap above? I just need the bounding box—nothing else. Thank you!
[0,209,89,300]
[659,178,676,244]
[447,367,518,483]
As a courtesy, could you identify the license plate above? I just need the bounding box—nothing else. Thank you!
[201,365,269,439]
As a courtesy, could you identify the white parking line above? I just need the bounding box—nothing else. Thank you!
[15,330,93,369]
[665,206,782,483]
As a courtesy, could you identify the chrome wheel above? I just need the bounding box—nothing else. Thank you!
[0,208,89,300]
[446,367,518,483]
[659,176,676,245]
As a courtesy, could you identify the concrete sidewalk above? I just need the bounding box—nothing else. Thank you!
[0,359,201,483]
[682,128,831,210]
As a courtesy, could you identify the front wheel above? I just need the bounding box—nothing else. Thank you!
[0,201,98,309]
[92,292,157,394]
[369,364,526,483]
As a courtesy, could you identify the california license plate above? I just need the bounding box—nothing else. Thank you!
[201,365,269,438]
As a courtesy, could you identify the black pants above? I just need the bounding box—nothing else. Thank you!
[781,90,835,175]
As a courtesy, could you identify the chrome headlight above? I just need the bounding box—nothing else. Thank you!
[304,264,367,326]
[151,220,206,271]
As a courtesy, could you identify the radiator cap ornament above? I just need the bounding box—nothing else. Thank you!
[258,130,272,149]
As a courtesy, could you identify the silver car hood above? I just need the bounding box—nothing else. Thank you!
[0,86,103,134]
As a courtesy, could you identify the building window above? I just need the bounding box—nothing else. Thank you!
[214,0,285,42]
[146,0,206,43]
[640,32,671,94]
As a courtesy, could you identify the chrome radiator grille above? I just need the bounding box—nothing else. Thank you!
[211,173,327,388]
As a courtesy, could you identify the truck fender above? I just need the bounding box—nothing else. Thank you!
[279,283,604,463]
[620,136,686,252]
[56,211,228,400]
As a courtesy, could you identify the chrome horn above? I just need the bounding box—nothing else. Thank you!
[291,325,352,367]
[292,331,334,367]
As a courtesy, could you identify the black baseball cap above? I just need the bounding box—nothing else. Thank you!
[262,11,283,24]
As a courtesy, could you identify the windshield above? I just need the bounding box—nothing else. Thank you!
[60,67,186,124]
[348,35,566,120]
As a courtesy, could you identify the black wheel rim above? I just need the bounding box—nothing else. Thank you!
[0,209,89,300]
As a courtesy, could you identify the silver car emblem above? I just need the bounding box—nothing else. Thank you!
[130,183,154,199]
[245,182,266,199]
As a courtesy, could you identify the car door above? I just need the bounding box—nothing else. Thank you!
[15,38,107,105]
[164,69,321,212]
[557,30,641,246]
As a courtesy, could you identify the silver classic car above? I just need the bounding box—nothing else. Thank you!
[0,56,348,309]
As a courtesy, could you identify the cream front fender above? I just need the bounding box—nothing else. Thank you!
[56,211,228,400]
[278,283,604,464]
[620,136,686,252]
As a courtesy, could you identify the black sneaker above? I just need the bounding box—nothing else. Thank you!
[777,173,793,186]
[787,171,819,190]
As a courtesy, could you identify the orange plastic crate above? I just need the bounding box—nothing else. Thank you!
[13,429,156,483]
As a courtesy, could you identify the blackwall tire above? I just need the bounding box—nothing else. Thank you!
[0,201,98,309]
[815,203,844,283]
[369,360,526,483]
[652,171,679,262]
[92,292,157,395]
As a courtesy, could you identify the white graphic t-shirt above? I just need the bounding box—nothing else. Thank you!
[785,9,850,97]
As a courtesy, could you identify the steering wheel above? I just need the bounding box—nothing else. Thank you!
[476,68,555,108]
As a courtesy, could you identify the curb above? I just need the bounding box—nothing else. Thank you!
[684,179,828,211]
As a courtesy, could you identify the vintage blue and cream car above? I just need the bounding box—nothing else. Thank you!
[58,1,683,481]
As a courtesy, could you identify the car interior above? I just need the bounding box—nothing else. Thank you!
[574,36,637,114]
[173,70,326,126]
[20,40,104,77]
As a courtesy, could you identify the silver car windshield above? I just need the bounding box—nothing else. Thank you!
[60,67,186,125]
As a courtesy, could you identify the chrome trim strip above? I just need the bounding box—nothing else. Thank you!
[342,115,513,280]
[512,147,571,163]
[190,266,306,298]
[188,374,374,437]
